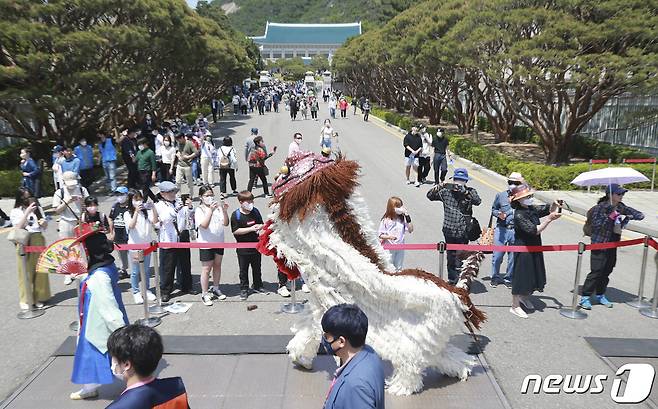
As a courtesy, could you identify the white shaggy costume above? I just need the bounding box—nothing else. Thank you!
[258,152,485,395]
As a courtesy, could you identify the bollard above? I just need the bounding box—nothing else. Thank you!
[639,252,658,319]
[281,279,304,314]
[17,245,45,320]
[68,276,81,331]
[627,236,651,309]
[148,246,168,316]
[560,242,588,320]
[437,241,446,280]
[135,250,161,327]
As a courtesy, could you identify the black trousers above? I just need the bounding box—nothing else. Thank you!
[340,109,347,118]
[159,162,172,182]
[418,157,431,182]
[219,168,237,193]
[241,105,248,114]
[212,111,218,122]
[582,249,617,296]
[238,253,262,290]
[364,110,370,121]
[445,234,469,282]
[277,270,288,287]
[290,109,297,120]
[126,162,138,188]
[311,110,318,119]
[258,105,264,115]
[79,168,93,188]
[433,153,448,183]
[247,167,269,195]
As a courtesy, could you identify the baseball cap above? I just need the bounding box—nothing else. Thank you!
[452,168,470,181]
[251,128,259,134]
[157,181,178,193]
[52,145,63,153]
[114,186,128,194]
[606,183,628,195]
[62,171,79,187]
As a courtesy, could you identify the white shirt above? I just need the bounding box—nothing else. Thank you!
[200,140,214,159]
[52,186,89,222]
[195,206,225,245]
[154,133,164,157]
[161,145,176,165]
[154,201,179,243]
[218,146,238,170]
[124,210,153,244]
[320,126,333,144]
[10,207,46,233]
[288,141,301,157]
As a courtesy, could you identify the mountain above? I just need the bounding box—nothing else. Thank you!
[215,0,420,36]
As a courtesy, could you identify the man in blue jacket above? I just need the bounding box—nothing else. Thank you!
[322,304,385,409]
[490,171,524,288]
[74,137,94,188]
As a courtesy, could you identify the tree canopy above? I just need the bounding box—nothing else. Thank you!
[333,0,658,163]
[0,0,254,145]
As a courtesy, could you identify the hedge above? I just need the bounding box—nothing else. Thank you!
[448,137,654,190]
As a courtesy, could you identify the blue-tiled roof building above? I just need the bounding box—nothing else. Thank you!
[250,22,362,60]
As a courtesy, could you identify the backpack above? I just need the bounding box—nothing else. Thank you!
[233,207,261,222]
[219,147,232,169]
[583,206,596,236]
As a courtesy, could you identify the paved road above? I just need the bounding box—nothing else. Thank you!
[1,104,657,408]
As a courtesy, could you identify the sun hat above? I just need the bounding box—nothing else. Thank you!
[510,184,535,202]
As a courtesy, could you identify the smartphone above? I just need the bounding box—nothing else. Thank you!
[557,200,563,214]
[28,197,42,219]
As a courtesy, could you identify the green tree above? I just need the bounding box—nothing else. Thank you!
[0,0,252,146]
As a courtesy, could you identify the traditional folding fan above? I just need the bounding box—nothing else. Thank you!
[36,238,88,276]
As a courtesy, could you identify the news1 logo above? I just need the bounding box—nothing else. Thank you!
[521,363,656,403]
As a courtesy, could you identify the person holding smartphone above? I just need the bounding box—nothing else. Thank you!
[124,189,158,304]
[247,136,277,198]
[11,187,50,310]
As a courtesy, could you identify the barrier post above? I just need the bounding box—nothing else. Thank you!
[282,279,304,314]
[587,160,592,193]
[639,252,658,319]
[560,242,588,320]
[627,236,651,309]
[136,250,160,327]
[437,241,446,280]
[68,277,81,331]
[652,158,656,192]
[148,245,168,316]
[16,245,45,320]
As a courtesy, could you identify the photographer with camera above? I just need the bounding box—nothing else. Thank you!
[427,168,481,284]
[124,189,158,304]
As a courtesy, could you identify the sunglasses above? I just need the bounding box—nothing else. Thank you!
[508,180,522,186]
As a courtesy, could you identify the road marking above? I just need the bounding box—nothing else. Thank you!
[0,227,11,234]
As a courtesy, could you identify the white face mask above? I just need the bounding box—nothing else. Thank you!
[111,359,128,380]
[80,141,87,146]
[241,202,254,212]
[394,207,406,215]
[117,195,128,204]
[86,206,97,214]
[138,145,146,151]
[164,141,170,146]
[132,200,142,208]
[520,197,534,206]
[203,196,214,205]
[508,184,517,190]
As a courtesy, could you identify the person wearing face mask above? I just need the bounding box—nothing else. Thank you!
[11,187,50,310]
[320,119,334,149]
[97,131,118,192]
[53,171,89,238]
[109,187,131,278]
[106,324,189,408]
[247,136,277,198]
[431,128,450,185]
[74,137,94,188]
[81,196,110,231]
[200,133,216,186]
[362,98,371,121]
[321,304,384,409]
[19,147,40,196]
[135,137,157,192]
[124,189,159,304]
[195,185,230,306]
[60,145,81,177]
[69,229,129,400]
[231,191,266,301]
[160,134,176,182]
[508,184,562,319]
[378,196,414,272]
[426,168,481,284]
[403,126,423,187]
[489,172,524,288]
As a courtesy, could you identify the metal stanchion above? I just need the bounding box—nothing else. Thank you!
[560,242,588,319]
[17,245,45,320]
[627,236,651,308]
[148,246,168,316]
[639,252,658,319]
[437,241,446,280]
[68,276,81,331]
[135,250,161,327]
[282,279,304,314]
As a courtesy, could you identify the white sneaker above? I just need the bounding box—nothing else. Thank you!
[210,286,227,300]
[520,298,534,311]
[277,286,291,298]
[145,290,156,302]
[510,306,528,319]
[133,292,144,304]
[301,283,311,293]
[64,275,73,285]
[406,180,413,185]
[414,181,421,187]
[19,302,29,310]
[201,293,213,306]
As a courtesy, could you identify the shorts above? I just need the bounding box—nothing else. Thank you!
[200,248,224,261]
[404,155,419,167]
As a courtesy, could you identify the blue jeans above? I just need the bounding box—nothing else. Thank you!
[102,160,117,191]
[491,225,515,283]
[192,158,200,180]
[130,251,151,294]
[389,250,405,271]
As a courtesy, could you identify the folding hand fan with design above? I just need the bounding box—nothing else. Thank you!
[36,238,88,276]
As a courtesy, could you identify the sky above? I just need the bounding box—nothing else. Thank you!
[186,0,198,8]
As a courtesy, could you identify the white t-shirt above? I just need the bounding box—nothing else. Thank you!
[288,141,301,157]
[52,186,89,222]
[154,201,179,243]
[10,207,46,233]
[194,206,225,245]
[161,145,176,165]
[154,133,164,157]
[124,210,153,244]
[218,146,238,170]
[320,126,333,144]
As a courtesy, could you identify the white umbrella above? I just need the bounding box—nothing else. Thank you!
[571,167,649,187]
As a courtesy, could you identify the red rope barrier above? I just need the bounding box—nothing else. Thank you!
[158,242,258,249]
